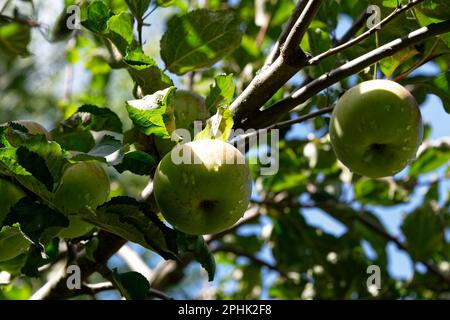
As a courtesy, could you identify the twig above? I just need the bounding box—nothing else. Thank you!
[80,282,174,300]
[281,0,323,64]
[265,0,308,66]
[308,0,425,65]
[334,11,371,46]
[212,245,286,277]
[230,0,323,127]
[250,20,450,128]
[0,0,11,14]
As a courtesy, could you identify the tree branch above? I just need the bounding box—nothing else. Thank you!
[250,20,450,128]
[310,0,425,65]
[334,11,371,46]
[212,244,286,277]
[264,0,308,66]
[230,0,323,128]
[79,282,174,300]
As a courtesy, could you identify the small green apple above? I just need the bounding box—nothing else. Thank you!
[329,80,423,178]
[53,162,110,214]
[58,216,94,239]
[0,179,26,225]
[153,139,252,235]
[0,179,29,262]
[155,90,210,156]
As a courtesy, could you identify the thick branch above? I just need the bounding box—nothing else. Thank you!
[230,0,323,128]
[250,20,450,128]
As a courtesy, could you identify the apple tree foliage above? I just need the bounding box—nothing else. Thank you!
[0,0,449,300]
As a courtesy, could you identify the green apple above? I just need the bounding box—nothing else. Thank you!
[53,162,110,214]
[0,227,30,262]
[0,179,29,262]
[153,139,252,235]
[58,216,94,239]
[0,179,26,225]
[155,90,210,156]
[329,80,423,178]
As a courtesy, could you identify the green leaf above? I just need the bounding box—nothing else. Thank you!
[86,196,177,259]
[71,134,124,165]
[401,203,445,260]
[403,73,450,114]
[126,87,175,138]
[70,105,123,133]
[124,48,174,95]
[409,143,450,177]
[177,233,216,281]
[354,178,409,206]
[160,9,242,75]
[112,270,150,300]
[4,198,69,246]
[205,73,235,114]
[157,0,174,7]
[0,22,31,57]
[16,147,54,191]
[81,0,111,33]
[379,47,419,78]
[107,12,134,53]
[194,106,233,141]
[125,0,152,19]
[114,151,156,175]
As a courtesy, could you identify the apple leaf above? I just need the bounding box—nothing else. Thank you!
[401,203,445,261]
[106,12,134,54]
[3,198,69,247]
[0,22,31,57]
[16,147,54,192]
[205,73,235,114]
[403,73,450,114]
[88,196,178,260]
[409,143,450,177]
[354,178,409,206]
[124,49,174,96]
[177,233,216,281]
[126,87,176,138]
[114,151,156,175]
[20,239,60,277]
[194,106,234,141]
[63,104,123,133]
[160,9,242,75]
[125,0,152,19]
[71,135,125,165]
[81,0,111,33]
[379,47,419,79]
[112,270,150,300]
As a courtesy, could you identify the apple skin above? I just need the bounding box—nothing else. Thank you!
[0,179,26,225]
[53,162,110,214]
[329,80,423,178]
[58,216,94,239]
[153,139,252,235]
[155,90,210,156]
[0,179,29,262]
